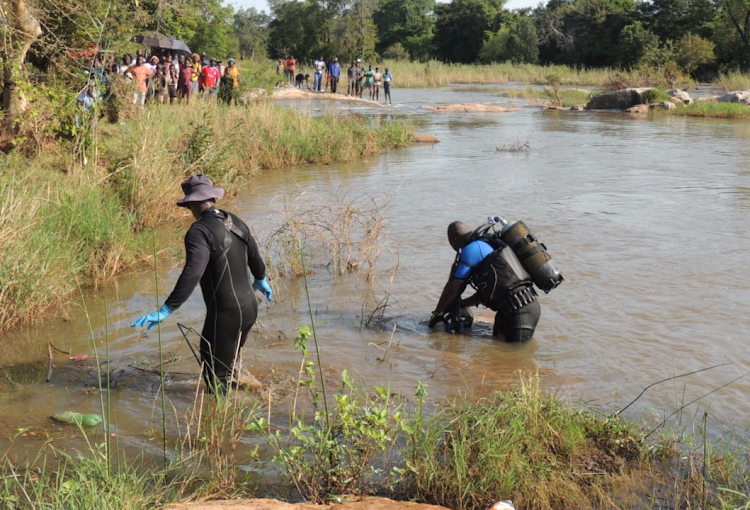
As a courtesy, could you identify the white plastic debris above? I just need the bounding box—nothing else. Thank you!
[489,501,515,510]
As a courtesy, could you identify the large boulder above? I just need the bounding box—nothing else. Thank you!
[717,90,750,104]
[586,88,653,110]
[667,89,693,105]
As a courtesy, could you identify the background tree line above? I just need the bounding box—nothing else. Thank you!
[2,0,750,129]
[258,0,750,76]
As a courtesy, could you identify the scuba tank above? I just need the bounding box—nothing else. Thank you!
[471,216,564,294]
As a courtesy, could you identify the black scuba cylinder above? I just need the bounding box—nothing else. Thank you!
[498,220,564,293]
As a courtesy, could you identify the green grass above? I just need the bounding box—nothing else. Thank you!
[0,448,177,510]
[399,374,643,510]
[668,101,750,119]
[640,87,674,104]
[496,87,595,106]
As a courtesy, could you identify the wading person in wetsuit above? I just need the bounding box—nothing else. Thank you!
[428,221,540,341]
[131,174,273,392]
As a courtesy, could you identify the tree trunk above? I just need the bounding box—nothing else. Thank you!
[1,0,42,134]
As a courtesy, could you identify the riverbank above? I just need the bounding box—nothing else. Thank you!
[2,371,749,509]
[0,100,413,333]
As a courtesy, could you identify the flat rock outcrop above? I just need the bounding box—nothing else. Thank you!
[586,88,652,110]
[421,103,520,113]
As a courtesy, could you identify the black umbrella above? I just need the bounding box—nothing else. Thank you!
[133,31,191,56]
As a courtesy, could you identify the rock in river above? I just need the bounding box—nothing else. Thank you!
[717,90,750,104]
[421,103,521,113]
[586,88,653,110]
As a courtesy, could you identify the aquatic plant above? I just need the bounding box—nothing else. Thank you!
[264,188,395,282]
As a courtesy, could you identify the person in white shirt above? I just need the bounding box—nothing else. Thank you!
[313,56,326,92]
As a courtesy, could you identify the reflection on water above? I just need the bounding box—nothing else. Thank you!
[2,86,750,459]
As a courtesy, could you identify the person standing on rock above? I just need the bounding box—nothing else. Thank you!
[313,55,326,92]
[328,57,341,94]
[372,66,383,102]
[347,61,357,96]
[383,67,393,105]
[131,175,273,393]
[362,64,374,100]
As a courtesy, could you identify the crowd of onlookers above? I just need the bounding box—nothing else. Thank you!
[78,49,243,111]
[77,50,395,113]
[277,55,393,105]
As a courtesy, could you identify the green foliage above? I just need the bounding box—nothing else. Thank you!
[675,32,716,74]
[399,374,644,510]
[480,14,539,64]
[250,326,402,502]
[234,8,271,60]
[188,0,240,59]
[382,42,410,61]
[184,110,227,176]
[618,21,661,67]
[434,0,506,63]
[373,0,435,61]
[267,1,329,61]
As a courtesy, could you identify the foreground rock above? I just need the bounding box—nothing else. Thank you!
[166,496,453,510]
[421,103,520,113]
[626,101,677,113]
[717,90,750,104]
[586,88,652,110]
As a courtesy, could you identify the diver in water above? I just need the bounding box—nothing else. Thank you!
[131,174,273,392]
[428,220,542,342]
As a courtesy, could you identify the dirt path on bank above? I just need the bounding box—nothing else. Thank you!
[166,496,453,510]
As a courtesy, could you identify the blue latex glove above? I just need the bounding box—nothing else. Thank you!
[131,304,173,331]
[253,278,273,302]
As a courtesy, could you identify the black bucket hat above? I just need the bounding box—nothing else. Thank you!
[176,174,224,207]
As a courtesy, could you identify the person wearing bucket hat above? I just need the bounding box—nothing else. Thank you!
[132,174,272,393]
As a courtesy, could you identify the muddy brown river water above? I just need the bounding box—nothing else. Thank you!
[2,85,750,462]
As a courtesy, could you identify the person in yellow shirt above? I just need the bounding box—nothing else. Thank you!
[227,57,240,88]
[190,53,201,95]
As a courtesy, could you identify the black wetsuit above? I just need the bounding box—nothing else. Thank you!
[165,207,265,389]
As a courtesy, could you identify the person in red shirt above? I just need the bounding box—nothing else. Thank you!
[287,56,296,84]
[201,58,221,99]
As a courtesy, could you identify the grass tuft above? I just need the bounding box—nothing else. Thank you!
[400,372,643,510]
